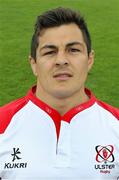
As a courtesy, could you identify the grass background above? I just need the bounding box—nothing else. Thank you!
[0,0,119,107]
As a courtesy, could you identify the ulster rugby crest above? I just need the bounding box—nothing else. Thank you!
[94,145,115,174]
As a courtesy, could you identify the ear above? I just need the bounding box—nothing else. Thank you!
[29,55,38,76]
[88,50,94,72]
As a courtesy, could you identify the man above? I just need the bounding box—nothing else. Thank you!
[0,7,119,180]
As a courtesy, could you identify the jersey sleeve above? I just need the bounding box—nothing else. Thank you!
[0,97,28,134]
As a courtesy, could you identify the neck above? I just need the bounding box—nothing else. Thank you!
[35,86,89,116]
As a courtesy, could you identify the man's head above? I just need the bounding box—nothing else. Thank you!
[30,7,94,103]
[31,7,91,61]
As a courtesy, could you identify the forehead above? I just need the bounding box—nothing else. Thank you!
[38,23,86,48]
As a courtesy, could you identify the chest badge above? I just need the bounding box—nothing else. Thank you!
[94,145,115,174]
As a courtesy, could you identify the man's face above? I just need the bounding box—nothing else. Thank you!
[30,23,94,99]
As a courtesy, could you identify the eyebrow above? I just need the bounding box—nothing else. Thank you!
[66,41,84,47]
[40,41,84,51]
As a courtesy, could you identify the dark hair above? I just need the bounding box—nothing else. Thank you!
[31,7,91,60]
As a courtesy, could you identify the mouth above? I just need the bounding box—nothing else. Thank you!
[53,72,73,80]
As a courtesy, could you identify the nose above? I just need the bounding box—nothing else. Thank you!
[55,52,69,67]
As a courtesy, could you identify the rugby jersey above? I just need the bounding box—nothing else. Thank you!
[0,86,119,180]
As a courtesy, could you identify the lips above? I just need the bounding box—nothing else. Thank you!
[53,72,73,80]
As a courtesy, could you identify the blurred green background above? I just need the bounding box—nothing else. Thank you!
[0,0,119,107]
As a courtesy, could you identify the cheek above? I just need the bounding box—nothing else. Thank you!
[75,60,88,74]
[36,62,52,78]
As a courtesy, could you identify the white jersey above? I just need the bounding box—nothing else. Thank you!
[0,86,119,180]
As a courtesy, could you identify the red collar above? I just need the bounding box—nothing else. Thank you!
[26,85,96,121]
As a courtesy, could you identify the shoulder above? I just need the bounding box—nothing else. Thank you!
[96,99,119,120]
[0,96,28,133]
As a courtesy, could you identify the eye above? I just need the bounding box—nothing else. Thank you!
[69,48,81,53]
[43,51,56,56]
